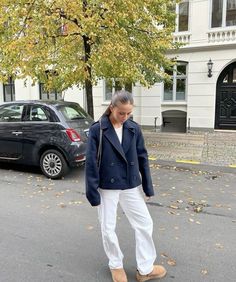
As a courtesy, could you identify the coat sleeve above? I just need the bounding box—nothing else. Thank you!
[136,126,154,197]
[85,124,101,206]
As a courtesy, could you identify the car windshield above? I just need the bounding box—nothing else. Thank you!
[58,104,88,121]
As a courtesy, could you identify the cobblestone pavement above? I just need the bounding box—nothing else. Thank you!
[143,130,236,168]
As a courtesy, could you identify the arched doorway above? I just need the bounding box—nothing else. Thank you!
[215,62,236,130]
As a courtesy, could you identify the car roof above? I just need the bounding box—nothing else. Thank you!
[0,100,79,107]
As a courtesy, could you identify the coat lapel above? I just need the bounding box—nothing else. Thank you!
[101,116,127,162]
[122,120,135,154]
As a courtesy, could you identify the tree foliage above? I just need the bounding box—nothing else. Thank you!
[0,0,178,117]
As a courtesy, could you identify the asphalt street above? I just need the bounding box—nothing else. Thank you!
[0,162,235,282]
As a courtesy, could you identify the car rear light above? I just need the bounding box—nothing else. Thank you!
[66,128,81,142]
[75,155,85,161]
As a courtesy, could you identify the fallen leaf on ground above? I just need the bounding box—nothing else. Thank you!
[215,243,224,249]
[161,253,176,266]
[170,205,179,210]
[57,203,66,208]
[177,200,183,203]
[167,259,176,266]
[160,253,168,258]
[194,206,203,213]
[201,269,208,275]
[168,211,180,215]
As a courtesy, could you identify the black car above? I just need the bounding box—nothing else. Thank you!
[0,100,93,179]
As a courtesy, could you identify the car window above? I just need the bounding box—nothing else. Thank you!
[58,105,87,120]
[0,104,24,122]
[29,106,48,121]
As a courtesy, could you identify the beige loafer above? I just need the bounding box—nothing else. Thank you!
[110,268,128,282]
[136,265,167,281]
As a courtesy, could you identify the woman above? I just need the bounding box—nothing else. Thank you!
[85,90,166,282]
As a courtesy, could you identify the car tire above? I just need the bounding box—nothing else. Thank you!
[40,149,69,179]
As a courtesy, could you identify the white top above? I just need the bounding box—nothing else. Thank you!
[114,125,123,144]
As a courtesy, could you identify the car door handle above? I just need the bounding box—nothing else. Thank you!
[12,131,23,135]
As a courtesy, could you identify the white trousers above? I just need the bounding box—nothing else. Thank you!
[98,187,157,275]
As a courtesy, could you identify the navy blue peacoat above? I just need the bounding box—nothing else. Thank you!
[85,115,154,206]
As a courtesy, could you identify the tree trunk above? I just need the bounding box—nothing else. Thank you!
[82,0,94,119]
[85,77,94,118]
[83,35,94,118]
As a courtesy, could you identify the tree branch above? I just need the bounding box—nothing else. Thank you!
[16,0,36,38]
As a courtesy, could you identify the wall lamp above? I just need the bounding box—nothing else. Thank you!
[207,58,213,77]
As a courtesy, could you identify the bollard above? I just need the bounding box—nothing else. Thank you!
[154,116,158,131]
[187,118,190,133]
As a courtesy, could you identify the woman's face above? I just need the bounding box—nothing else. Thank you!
[110,102,133,125]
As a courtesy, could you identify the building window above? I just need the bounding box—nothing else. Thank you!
[164,63,187,102]
[104,79,132,101]
[3,77,15,102]
[39,83,62,100]
[211,0,236,28]
[176,1,189,32]
[222,64,236,83]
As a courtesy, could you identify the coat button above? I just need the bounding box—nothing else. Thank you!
[130,161,134,165]
[110,178,115,183]
[110,162,115,166]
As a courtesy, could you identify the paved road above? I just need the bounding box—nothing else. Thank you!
[0,163,235,282]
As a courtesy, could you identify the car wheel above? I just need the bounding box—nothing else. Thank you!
[40,149,69,179]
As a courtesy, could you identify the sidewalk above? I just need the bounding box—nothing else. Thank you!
[143,130,236,169]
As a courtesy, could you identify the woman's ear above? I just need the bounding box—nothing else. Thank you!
[109,104,113,112]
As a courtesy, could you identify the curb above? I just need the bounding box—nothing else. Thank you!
[148,157,236,173]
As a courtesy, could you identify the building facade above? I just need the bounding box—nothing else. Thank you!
[1,0,236,132]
